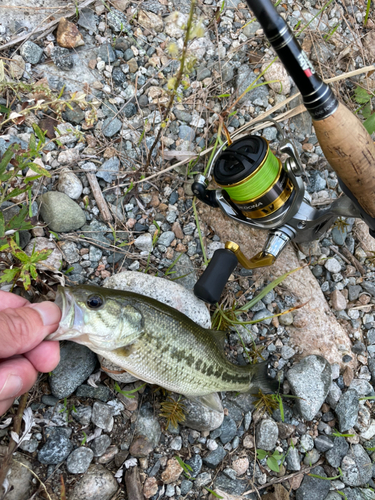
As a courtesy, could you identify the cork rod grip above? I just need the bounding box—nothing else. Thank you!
[314,102,375,218]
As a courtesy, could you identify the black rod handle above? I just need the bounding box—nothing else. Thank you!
[194,249,238,304]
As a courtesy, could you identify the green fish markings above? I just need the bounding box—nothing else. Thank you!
[48,285,277,411]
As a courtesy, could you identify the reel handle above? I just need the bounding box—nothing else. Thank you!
[194,249,238,304]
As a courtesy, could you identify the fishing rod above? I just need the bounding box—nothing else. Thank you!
[192,0,375,304]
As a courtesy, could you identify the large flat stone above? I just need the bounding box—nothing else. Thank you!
[199,205,354,369]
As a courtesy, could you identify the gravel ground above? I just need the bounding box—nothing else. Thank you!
[1,0,375,498]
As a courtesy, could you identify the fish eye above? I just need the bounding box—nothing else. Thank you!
[86,294,104,309]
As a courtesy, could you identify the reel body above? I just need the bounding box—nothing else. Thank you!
[193,124,360,304]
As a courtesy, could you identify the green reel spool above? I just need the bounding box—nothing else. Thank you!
[213,135,294,219]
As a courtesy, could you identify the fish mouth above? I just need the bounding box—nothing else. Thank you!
[47,286,81,340]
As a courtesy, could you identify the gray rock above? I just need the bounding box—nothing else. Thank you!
[158,231,175,247]
[349,379,373,396]
[20,41,43,64]
[197,67,211,81]
[296,466,331,500]
[38,192,86,232]
[51,47,73,70]
[324,258,342,273]
[341,445,372,487]
[49,343,97,399]
[326,436,349,468]
[24,237,63,272]
[174,109,192,122]
[67,448,94,474]
[98,43,116,63]
[102,117,122,138]
[77,8,98,31]
[252,309,272,325]
[299,434,314,452]
[332,227,347,246]
[303,448,321,465]
[279,313,294,326]
[103,271,211,329]
[107,9,131,32]
[348,285,363,302]
[5,453,33,500]
[286,447,301,471]
[286,355,332,420]
[57,171,83,199]
[256,418,278,451]
[75,385,112,402]
[96,157,120,183]
[242,20,261,37]
[89,245,102,262]
[183,394,224,431]
[214,474,249,496]
[112,67,126,85]
[38,429,73,464]
[203,445,227,468]
[70,465,118,500]
[124,103,137,118]
[362,281,375,297]
[179,125,195,141]
[326,382,342,409]
[136,403,161,448]
[281,345,295,359]
[19,438,39,453]
[180,480,193,495]
[91,402,114,432]
[169,253,196,291]
[220,416,237,445]
[335,389,359,432]
[72,406,92,426]
[186,454,202,477]
[170,436,182,450]
[91,435,111,457]
[59,241,80,264]
[134,233,153,253]
[63,105,85,124]
[236,64,268,105]
[314,435,333,452]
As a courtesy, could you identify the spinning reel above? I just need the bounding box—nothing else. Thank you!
[192,121,361,304]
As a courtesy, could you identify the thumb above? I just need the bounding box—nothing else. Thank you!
[0,302,61,359]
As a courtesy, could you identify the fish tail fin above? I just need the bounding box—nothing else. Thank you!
[250,361,279,394]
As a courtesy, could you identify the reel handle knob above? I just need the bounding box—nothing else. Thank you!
[194,249,238,304]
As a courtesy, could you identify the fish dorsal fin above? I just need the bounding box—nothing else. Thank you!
[187,393,224,413]
[208,330,227,350]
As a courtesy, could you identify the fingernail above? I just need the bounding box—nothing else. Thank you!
[29,302,61,326]
[0,374,23,399]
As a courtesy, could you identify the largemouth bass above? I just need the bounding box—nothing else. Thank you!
[48,285,277,411]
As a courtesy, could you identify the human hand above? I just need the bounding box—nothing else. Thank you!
[0,291,61,415]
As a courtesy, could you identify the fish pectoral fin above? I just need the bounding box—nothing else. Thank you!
[187,393,223,413]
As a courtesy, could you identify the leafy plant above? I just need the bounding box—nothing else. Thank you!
[332,217,349,233]
[0,238,53,290]
[114,382,145,399]
[332,429,354,438]
[211,265,303,330]
[159,395,186,429]
[256,448,284,473]
[253,389,279,417]
[353,86,374,121]
[308,467,343,480]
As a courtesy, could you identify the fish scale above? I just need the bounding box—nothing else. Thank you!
[48,284,277,405]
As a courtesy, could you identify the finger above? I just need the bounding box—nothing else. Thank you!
[0,357,38,402]
[23,341,60,373]
[0,302,61,359]
[0,291,29,312]
[0,397,18,416]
